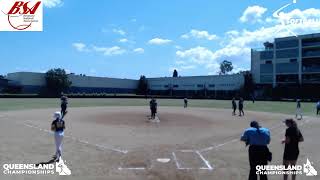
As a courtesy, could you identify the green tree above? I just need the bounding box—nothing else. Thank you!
[45,68,72,95]
[136,75,149,95]
[173,69,178,77]
[219,60,233,75]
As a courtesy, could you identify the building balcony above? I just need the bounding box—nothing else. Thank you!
[302,74,320,83]
[302,38,320,47]
[276,63,299,74]
[302,67,320,73]
[302,50,320,58]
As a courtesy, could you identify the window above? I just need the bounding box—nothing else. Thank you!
[302,48,320,57]
[173,85,179,88]
[302,58,320,73]
[164,85,169,88]
[260,75,273,83]
[276,49,299,59]
[276,74,299,83]
[197,84,204,88]
[276,63,299,73]
[290,59,297,63]
[302,74,320,83]
[276,39,299,49]
[260,64,273,73]
[302,38,320,47]
[266,60,272,64]
[260,51,273,60]
[152,85,161,88]
[208,84,215,87]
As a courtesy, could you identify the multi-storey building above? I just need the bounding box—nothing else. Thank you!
[251,33,320,87]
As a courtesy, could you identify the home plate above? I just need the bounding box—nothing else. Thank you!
[157,158,171,163]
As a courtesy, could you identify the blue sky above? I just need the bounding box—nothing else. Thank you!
[0,0,320,79]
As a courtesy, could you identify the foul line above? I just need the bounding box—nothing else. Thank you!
[195,151,213,170]
[172,150,213,170]
[118,167,146,170]
[199,120,311,153]
[22,121,128,154]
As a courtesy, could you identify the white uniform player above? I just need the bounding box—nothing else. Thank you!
[51,112,65,161]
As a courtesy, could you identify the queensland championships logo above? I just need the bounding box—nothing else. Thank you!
[0,0,43,31]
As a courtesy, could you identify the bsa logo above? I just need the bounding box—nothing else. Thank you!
[0,0,43,31]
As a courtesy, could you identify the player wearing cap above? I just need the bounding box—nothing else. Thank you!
[51,112,65,161]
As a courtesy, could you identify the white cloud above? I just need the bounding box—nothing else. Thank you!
[133,48,144,54]
[72,43,88,52]
[93,46,126,56]
[176,60,186,65]
[148,38,172,45]
[225,30,240,37]
[231,64,247,74]
[43,0,62,8]
[176,46,216,65]
[181,29,218,41]
[240,5,267,23]
[180,65,196,70]
[175,8,320,74]
[72,42,126,56]
[112,28,126,36]
[279,8,320,20]
[175,45,183,50]
[207,63,220,75]
[119,38,128,43]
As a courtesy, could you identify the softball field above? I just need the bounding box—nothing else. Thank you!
[0,99,319,180]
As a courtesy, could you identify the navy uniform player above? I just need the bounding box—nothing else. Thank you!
[239,97,244,116]
[150,98,158,119]
[51,112,65,161]
[295,99,302,120]
[184,98,188,108]
[232,98,237,115]
[60,93,68,118]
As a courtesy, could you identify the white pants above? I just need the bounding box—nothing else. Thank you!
[54,131,64,158]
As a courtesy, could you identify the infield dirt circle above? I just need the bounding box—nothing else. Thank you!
[0,106,319,180]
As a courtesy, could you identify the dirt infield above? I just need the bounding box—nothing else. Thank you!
[0,106,319,180]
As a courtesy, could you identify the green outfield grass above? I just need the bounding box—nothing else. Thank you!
[0,98,318,116]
